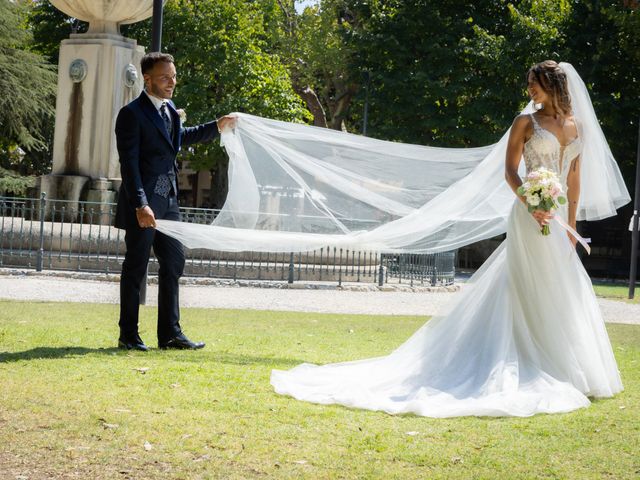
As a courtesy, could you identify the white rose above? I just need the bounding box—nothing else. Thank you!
[528,194,541,207]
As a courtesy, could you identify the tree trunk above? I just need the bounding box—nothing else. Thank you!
[210,161,229,210]
[329,83,358,131]
[295,85,328,127]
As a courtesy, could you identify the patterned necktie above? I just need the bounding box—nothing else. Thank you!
[160,103,173,138]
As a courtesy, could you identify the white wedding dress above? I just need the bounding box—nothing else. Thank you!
[270,114,623,418]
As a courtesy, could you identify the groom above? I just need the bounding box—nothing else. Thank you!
[114,52,235,351]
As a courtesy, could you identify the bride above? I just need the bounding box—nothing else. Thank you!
[269,60,625,417]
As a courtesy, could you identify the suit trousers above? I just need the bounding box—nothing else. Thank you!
[118,194,185,344]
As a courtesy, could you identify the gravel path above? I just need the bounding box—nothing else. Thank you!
[0,270,638,325]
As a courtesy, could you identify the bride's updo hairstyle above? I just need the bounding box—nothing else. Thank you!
[528,60,572,116]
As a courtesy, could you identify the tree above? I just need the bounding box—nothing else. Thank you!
[563,0,640,178]
[26,0,310,208]
[264,0,359,130]
[26,0,88,64]
[152,0,310,208]
[0,0,57,194]
[342,0,530,146]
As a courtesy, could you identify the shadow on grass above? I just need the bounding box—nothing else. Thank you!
[157,350,308,368]
[0,346,121,362]
[0,346,308,367]
[213,351,308,368]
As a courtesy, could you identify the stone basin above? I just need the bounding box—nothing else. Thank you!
[50,0,163,35]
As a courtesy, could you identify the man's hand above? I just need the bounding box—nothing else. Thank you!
[136,205,156,229]
[217,114,237,133]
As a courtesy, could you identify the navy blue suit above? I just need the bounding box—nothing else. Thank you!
[115,92,218,344]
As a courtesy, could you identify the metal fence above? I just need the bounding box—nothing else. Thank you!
[0,194,456,286]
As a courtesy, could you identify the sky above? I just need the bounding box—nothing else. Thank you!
[295,0,320,14]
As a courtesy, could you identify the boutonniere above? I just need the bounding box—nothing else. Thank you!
[177,109,187,124]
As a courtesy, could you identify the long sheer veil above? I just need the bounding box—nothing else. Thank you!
[155,63,630,253]
[559,62,630,220]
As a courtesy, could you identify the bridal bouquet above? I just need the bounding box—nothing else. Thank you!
[517,167,566,235]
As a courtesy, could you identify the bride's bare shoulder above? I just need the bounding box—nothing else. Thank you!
[512,113,533,127]
[510,113,533,139]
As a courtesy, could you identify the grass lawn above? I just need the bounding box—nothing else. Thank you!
[0,300,638,479]
[592,282,640,304]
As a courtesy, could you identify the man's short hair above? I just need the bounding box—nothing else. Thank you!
[141,52,175,74]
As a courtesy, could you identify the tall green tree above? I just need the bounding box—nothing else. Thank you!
[154,0,310,207]
[0,0,57,194]
[344,0,531,146]
[263,0,359,129]
[563,0,640,178]
[27,0,310,207]
[26,0,88,64]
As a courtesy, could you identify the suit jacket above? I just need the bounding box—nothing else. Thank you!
[114,92,219,229]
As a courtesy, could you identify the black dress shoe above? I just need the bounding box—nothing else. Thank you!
[118,335,149,351]
[159,334,205,350]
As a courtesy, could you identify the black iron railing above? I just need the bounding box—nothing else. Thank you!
[0,194,455,286]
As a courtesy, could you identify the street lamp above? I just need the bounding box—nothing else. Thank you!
[151,0,164,52]
[629,116,640,299]
[362,70,370,136]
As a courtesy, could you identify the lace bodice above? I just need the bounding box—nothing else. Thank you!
[523,114,582,186]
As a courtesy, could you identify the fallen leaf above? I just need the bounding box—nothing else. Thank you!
[293,460,308,465]
[170,383,181,388]
[103,423,119,430]
[451,456,463,465]
[144,441,153,451]
[405,431,420,436]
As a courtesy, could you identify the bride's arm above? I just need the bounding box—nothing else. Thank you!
[504,114,530,203]
[566,155,581,247]
[504,114,552,227]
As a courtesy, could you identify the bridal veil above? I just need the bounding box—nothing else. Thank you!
[155,63,630,253]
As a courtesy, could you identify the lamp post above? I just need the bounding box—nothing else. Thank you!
[141,0,165,305]
[362,70,370,136]
[151,0,164,52]
[628,116,640,299]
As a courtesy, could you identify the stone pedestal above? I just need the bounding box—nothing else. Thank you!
[38,174,90,222]
[51,34,145,182]
[85,178,117,224]
[43,32,145,213]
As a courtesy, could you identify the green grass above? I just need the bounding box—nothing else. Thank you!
[0,301,639,479]
[593,282,640,304]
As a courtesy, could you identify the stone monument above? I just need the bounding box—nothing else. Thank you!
[41,1,161,220]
